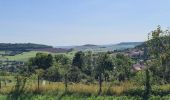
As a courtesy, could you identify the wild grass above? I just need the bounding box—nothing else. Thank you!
[0,80,139,96]
[1,80,170,99]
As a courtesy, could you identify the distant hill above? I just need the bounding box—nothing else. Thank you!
[82,44,98,47]
[117,42,143,46]
[0,43,52,51]
[0,43,72,56]
[70,42,143,52]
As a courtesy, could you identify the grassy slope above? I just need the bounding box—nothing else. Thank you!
[4,51,46,61]
[1,50,76,62]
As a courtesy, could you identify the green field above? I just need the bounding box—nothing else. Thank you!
[4,51,47,61]
[0,51,76,62]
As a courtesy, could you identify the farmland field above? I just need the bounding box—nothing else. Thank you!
[0,50,76,62]
[2,51,48,62]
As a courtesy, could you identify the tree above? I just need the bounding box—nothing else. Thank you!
[46,65,62,82]
[68,66,81,83]
[95,53,113,95]
[72,51,85,70]
[83,51,94,76]
[55,54,71,92]
[115,54,132,81]
[35,69,44,90]
[146,26,170,83]
[30,53,53,70]
[29,53,53,91]
[143,45,151,100]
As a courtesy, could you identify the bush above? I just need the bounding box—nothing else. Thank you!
[124,87,144,97]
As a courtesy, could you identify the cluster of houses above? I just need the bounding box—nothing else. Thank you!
[112,49,145,72]
[127,49,145,72]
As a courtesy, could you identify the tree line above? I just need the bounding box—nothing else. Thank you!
[0,43,52,51]
[24,50,133,94]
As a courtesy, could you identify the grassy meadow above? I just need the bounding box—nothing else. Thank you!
[0,76,170,100]
[0,50,76,62]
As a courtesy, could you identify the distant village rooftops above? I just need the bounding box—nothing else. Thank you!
[132,63,145,72]
[127,49,144,57]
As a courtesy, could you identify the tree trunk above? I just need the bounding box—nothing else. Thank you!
[144,69,151,100]
[98,73,102,95]
[0,79,1,89]
[165,59,168,81]
[64,74,68,92]
[4,80,6,86]
[16,75,19,87]
[38,75,40,91]
[48,79,51,84]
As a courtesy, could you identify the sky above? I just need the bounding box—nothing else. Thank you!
[0,0,170,46]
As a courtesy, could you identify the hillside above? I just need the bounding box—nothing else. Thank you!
[71,42,143,52]
[0,43,52,51]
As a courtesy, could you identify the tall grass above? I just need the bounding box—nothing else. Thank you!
[0,80,139,96]
[1,79,170,98]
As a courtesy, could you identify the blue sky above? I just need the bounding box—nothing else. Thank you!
[0,0,170,46]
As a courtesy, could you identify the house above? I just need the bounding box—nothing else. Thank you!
[132,63,145,72]
[128,49,144,59]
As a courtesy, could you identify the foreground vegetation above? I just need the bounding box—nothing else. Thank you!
[1,80,170,100]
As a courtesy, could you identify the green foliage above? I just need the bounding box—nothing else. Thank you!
[68,66,82,83]
[146,26,170,83]
[29,53,53,70]
[72,51,85,70]
[95,53,114,94]
[95,53,114,75]
[46,65,62,82]
[81,51,94,76]
[55,54,71,65]
[115,54,133,81]
[133,71,145,85]
[144,69,151,100]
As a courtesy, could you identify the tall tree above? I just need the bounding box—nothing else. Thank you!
[55,54,71,92]
[72,51,85,70]
[29,53,53,91]
[115,54,132,81]
[147,26,170,83]
[95,53,113,95]
[83,51,94,76]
